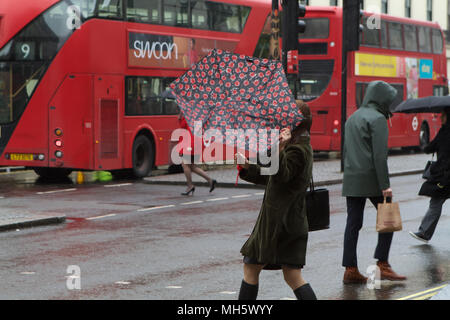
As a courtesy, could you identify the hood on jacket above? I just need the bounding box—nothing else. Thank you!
[361,81,398,119]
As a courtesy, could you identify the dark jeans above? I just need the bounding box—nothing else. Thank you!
[343,197,394,268]
[418,197,447,240]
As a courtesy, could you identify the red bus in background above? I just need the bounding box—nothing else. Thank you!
[0,0,272,179]
[294,7,448,151]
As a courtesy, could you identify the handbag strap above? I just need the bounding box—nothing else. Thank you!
[310,176,315,192]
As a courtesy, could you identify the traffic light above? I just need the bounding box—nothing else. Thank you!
[343,0,364,52]
[282,0,307,53]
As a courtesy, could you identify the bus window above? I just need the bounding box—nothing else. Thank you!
[433,85,448,96]
[355,83,368,108]
[296,60,334,102]
[70,0,123,20]
[161,77,179,115]
[127,0,250,33]
[301,18,329,39]
[362,17,380,47]
[253,14,271,59]
[163,0,189,27]
[126,0,158,23]
[404,25,418,52]
[0,0,73,124]
[418,26,432,53]
[191,1,208,29]
[98,0,123,19]
[0,69,10,123]
[388,22,404,50]
[380,20,389,48]
[126,76,177,116]
[432,29,443,54]
[204,1,250,33]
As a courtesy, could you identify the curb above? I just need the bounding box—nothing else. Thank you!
[0,216,66,232]
[144,169,425,189]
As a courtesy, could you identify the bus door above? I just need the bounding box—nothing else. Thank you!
[49,74,94,169]
[93,75,123,171]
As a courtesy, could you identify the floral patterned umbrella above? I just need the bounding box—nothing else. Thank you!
[169,49,304,154]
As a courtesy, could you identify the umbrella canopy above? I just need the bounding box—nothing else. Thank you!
[394,95,450,114]
[169,49,304,153]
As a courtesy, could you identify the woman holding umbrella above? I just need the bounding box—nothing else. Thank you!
[235,101,317,300]
[410,109,450,243]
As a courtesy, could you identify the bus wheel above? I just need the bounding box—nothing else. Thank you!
[419,123,430,151]
[132,135,154,178]
[33,167,73,180]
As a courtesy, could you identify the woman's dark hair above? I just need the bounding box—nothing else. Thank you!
[288,100,313,145]
[294,100,312,132]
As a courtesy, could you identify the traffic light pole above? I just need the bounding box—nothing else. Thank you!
[340,36,348,173]
[340,2,348,173]
[340,0,362,172]
[270,0,280,60]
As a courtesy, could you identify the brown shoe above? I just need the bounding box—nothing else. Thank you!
[343,267,368,284]
[377,261,407,281]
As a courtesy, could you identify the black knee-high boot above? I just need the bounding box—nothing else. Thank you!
[238,280,259,300]
[293,283,317,300]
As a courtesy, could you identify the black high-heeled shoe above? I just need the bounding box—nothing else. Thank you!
[181,186,195,196]
[209,180,217,193]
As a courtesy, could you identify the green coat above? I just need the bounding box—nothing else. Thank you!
[239,136,313,268]
[342,81,397,197]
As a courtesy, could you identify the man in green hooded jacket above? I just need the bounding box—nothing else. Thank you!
[342,81,407,284]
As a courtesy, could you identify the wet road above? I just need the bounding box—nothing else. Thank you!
[0,171,449,300]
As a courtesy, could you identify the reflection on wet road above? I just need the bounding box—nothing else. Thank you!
[0,170,449,300]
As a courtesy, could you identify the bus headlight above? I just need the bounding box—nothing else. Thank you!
[55,151,63,158]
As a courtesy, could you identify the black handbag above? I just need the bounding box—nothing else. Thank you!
[422,154,436,180]
[306,177,330,232]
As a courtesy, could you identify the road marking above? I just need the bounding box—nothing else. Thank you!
[105,183,132,188]
[37,188,77,195]
[20,272,36,275]
[166,286,183,289]
[181,201,204,205]
[87,214,117,220]
[413,292,440,300]
[232,195,252,199]
[115,281,131,285]
[254,192,265,196]
[397,284,447,300]
[280,297,296,300]
[0,196,4,199]
[137,205,175,212]
[219,291,236,295]
[206,197,229,202]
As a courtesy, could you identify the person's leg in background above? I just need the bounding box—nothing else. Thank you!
[417,197,447,241]
[369,197,407,281]
[343,197,368,284]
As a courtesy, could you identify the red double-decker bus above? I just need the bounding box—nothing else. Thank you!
[0,0,273,179]
[294,7,448,151]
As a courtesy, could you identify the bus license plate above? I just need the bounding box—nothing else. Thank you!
[10,153,34,161]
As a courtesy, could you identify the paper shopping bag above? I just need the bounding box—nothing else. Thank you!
[376,198,402,233]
